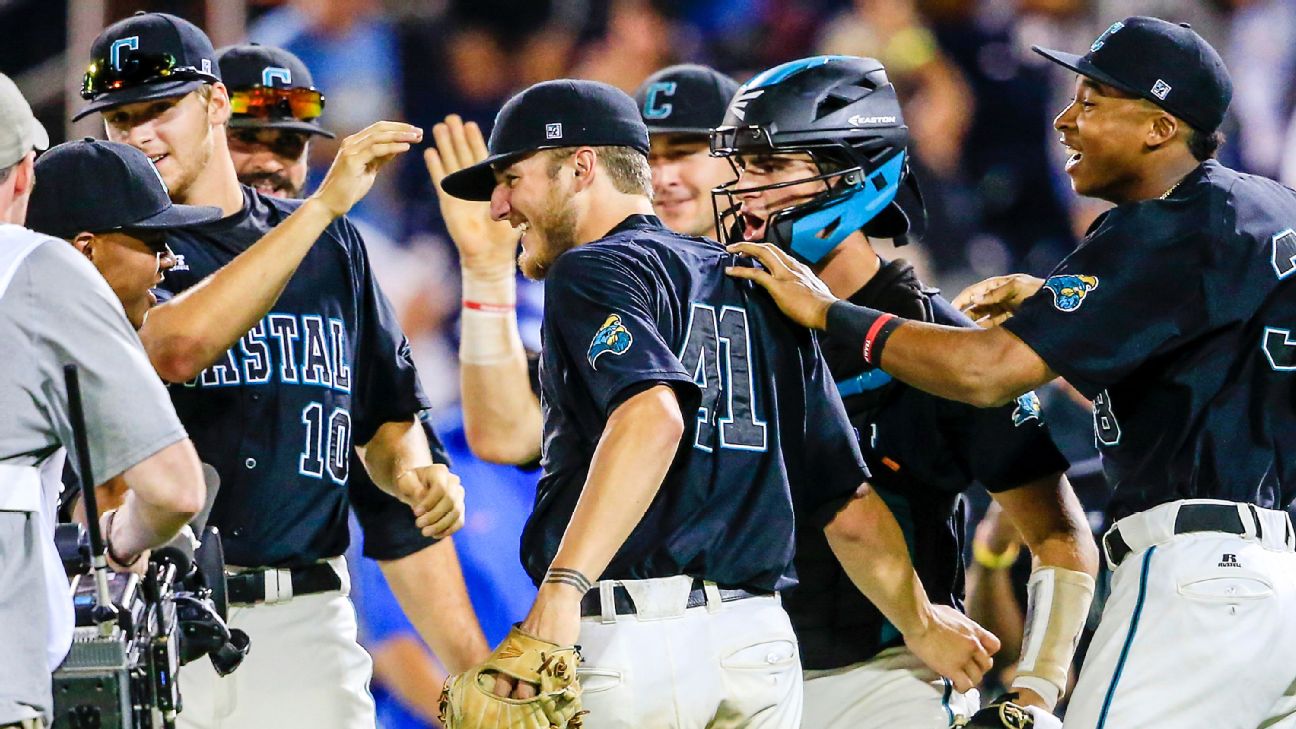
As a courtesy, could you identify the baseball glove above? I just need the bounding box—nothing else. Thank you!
[959,696,1061,729]
[439,624,585,729]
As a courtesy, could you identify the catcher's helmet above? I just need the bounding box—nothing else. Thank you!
[710,55,921,264]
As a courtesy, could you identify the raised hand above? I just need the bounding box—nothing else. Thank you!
[424,115,521,274]
[311,121,423,218]
[952,274,1044,328]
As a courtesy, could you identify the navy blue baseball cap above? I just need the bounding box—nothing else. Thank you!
[75,12,220,122]
[440,79,650,201]
[26,139,221,240]
[217,44,335,139]
[1033,16,1232,133]
[634,64,740,136]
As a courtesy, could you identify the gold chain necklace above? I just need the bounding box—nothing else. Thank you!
[1159,175,1188,200]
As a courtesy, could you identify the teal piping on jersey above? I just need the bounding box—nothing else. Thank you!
[941,677,954,725]
[1096,545,1157,728]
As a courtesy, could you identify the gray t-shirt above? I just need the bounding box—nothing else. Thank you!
[0,223,188,724]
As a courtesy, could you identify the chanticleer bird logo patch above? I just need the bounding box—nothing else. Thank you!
[1043,274,1099,312]
[588,314,633,369]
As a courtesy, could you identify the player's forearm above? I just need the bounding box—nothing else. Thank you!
[461,359,542,465]
[824,488,938,638]
[379,539,490,673]
[459,266,544,464]
[369,637,449,724]
[141,198,337,382]
[358,418,434,499]
[992,475,1098,710]
[546,385,684,583]
[995,475,1100,579]
[964,563,1025,663]
[825,302,1053,407]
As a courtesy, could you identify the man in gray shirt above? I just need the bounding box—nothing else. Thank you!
[0,73,207,729]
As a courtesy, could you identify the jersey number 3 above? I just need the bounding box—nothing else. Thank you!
[1264,229,1296,370]
[678,304,768,453]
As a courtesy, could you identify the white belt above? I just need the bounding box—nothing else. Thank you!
[0,463,42,513]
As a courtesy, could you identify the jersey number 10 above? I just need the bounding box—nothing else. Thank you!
[677,304,768,453]
[300,402,352,484]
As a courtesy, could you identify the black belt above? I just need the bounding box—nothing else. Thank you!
[1104,503,1262,567]
[226,562,341,605]
[579,579,769,617]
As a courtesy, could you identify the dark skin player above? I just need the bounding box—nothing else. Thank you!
[727,76,1203,403]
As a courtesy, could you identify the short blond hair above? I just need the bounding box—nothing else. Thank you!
[544,146,651,197]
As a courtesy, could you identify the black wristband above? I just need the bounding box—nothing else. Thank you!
[825,301,903,366]
[104,510,142,568]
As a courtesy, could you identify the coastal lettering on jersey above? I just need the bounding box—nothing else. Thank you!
[182,311,353,391]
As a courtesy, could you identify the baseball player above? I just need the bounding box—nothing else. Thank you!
[729,18,1296,729]
[427,64,741,468]
[437,78,998,728]
[0,73,205,729]
[76,12,487,729]
[708,54,1100,727]
[216,43,334,199]
[212,40,487,684]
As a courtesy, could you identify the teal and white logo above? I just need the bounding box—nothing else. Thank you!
[110,36,140,70]
[1011,392,1041,427]
[587,314,633,370]
[262,66,292,87]
[1043,274,1099,312]
[1090,21,1124,52]
[642,81,677,120]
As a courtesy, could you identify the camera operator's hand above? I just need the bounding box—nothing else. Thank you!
[100,509,150,574]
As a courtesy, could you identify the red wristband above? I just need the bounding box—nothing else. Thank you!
[463,299,515,314]
[861,313,897,366]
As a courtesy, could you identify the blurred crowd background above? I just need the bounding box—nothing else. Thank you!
[5,0,1296,726]
[6,0,1296,412]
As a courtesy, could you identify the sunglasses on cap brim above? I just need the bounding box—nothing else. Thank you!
[228,86,325,122]
[81,50,218,100]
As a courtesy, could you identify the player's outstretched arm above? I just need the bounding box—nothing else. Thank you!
[824,487,1001,693]
[141,121,422,382]
[357,418,466,539]
[726,242,1055,407]
[989,474,1099,712]
[952,274,1045,328]
[378,538,491,674]
[497,384,685,700]
[425,115,542,465]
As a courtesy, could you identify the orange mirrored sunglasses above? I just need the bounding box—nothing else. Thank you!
[229,86,325,121]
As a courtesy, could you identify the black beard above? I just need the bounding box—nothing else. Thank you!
[240,170,301,199]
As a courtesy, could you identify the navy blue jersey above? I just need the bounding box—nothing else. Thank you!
[158,187,432,567]
[790,260,1070,670]
[1005,161,1296,519]
[521,215,869,593]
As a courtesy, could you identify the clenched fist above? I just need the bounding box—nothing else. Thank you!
[396,464,466,539]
